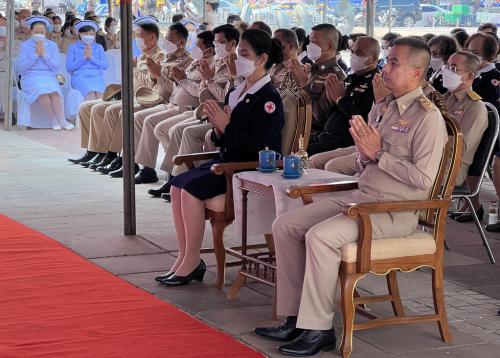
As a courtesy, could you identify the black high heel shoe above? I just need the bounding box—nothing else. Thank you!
[154,272,174,283]
[161,260,206,286]
[455,205,484,223]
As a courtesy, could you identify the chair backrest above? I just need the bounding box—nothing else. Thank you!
[103,49,122,85]
[278,72,312,156]
[466,102,499,196]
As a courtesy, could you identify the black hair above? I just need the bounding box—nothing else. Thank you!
[45,11,56,18]
[381,32,400,45]
[31,10,42,16]
[44,8,53,14]
[450,27,466,35]
[213,24,240,45]
[197,30,215,49]
[104,16,116,30]
[78,25,95,33]
[465,32,499,62]
[422,33,436,43]
[51,15,61,23]
[227,14,242,24]
[241,29,283,70]
[207,2,220,11]
[337,33,349,52]
[452,30,469,50]
[169,22,189,41]
[84,11,95,20]
[139,22,160,40]
[428,35,458,61]
[392,37,431,71]
[70,18,81,27]
[274,28,299,49]
[172,13,185,23]
[29,21,48,30]
[250,21,272,36]
[291,27,308,51]
[478,23,498,36]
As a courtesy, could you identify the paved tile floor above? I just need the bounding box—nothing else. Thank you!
[1,126,500,357]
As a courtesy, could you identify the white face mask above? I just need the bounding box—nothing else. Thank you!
[20,20,28,28]
[53,25,61,32]
[32,33,45,43]
[135,37,146,50]
[306,42,322,62]
[163,40,178,54]
[64,28,72,37]
[430,57,444,71]
[214,43,228,59]
[350,53,370,72]
[190,46,204,60]
[82,35,95,44]
[442,68,463,92]
[0,26,6,36]
[109,26,117,34]
[235,56,256,78]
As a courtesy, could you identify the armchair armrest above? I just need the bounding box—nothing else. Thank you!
[342,198,451,273]
[287,180,359,205]
[211,160,284,175]
[173,151,220,169]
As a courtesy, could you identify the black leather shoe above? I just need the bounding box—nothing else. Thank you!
[254,316,303,342]
[148,179,174,197]
[154,272,174,283]
[161,260,206,286]
[161,192,171,202]
[98,156,122,174]
[135,167,159,184]
[80,153,106,167]
[278,329,336,356]
[448,211,463,220]
[455,205,484,223]
[89,153,116,171]
[109,164,140,178]
[68,151,97,164]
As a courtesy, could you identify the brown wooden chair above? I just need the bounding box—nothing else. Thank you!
[287,113,462,358]
[173,75,312,289]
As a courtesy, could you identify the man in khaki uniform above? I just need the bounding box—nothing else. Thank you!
[133,29,214,184]
[289,24,346,136]
[96,22,193,177]
[69,16,165,167]
[13,9,31,56]
[255,38,448,356]
[147,24,239,198]
[271,29,299,89]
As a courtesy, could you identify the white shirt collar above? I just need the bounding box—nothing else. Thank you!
[228,74,271,110]
[298,51,307,62]
[476,63,496,77]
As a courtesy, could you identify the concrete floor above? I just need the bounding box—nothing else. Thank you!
[1,126,500,358]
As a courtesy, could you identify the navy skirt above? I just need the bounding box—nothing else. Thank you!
[171,159,227,200]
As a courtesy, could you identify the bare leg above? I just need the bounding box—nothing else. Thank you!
[175,189,206,276]
[36,94,58,127]
[170,186,187,274]
[49,92,70,128]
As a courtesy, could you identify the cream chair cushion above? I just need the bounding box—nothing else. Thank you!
[281,95,299,156]
[205,194,226,212]
[341,230,436,263]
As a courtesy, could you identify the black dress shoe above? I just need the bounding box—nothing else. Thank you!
[161,260,206,286]
[89,153,116,171]
[161,192,171,202]
[486,221,500,232]
[455,205,484,223]
[255,316,303,342]
[98,156,122,174]
[154,272,174,283]
[448,211,463,220]
[135,167,159,184]
[148,178,174,197]
[278,329,336,356]
[80,153,106,168]
[68,151,97,164]
[109,164,140,178]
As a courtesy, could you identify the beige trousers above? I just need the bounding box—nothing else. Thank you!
[309,146,358,175]
[134,104,187,168]
[133,104,169,155]
[272,191,416,330]
[78,99,102,149]
[87,100,119,153]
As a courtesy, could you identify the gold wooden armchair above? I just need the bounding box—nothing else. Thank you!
[287,113,462,358]
[173,76,312,289]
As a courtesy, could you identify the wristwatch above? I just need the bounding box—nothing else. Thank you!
[374,150,385,164]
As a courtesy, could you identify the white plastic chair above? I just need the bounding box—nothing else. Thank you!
[103,49,122,85]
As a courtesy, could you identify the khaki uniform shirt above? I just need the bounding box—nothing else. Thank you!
[270,60,291,90]
[47,33,63,52]
[104,33,120,50]
[134,46,165,95]
[14,27,30,56]
[170,55,214,109]
[199,57,232,103]
[445,87,487,184]
[156,48,193,102]
[357,87,448,205]
[303,57,347,129]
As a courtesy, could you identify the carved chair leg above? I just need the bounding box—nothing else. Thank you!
[264,233,275,253]
[432,264,452,343]
[210,219,230,290]
[339,272,365,358]
[387,270,405,317]
[226,273,247,300]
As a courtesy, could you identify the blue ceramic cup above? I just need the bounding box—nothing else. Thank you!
[283,155,302,176]
[259,148,281,171]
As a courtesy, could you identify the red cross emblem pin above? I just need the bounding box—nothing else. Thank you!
[264,101,276,114]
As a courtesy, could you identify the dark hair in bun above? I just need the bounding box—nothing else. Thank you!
[241,29,284,70]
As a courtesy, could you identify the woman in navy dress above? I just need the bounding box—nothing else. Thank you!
[156,29,285,286]
[16,16,73,130]
[66,20,108,101]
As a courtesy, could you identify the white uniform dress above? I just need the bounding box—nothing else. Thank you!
[16,38,62,104]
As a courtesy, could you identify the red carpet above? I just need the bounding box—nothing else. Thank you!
[0,215,263,358]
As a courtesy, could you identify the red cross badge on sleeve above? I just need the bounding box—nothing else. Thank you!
[492,79,499,87]
[264,101,276,114]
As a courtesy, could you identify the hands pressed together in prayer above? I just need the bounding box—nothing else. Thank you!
[372,73,391,104]
[199,59,215,81]
[171,66,187,82]
[224,53,237,79]
[36,41,45,57]
[324,74,345,104]
[349,115,382,161]
[84,43,92,59]
[146,57,162,79]
[290,58,309,87]
[204,100,231,134]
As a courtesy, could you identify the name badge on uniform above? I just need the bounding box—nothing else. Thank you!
[391,119,410,133]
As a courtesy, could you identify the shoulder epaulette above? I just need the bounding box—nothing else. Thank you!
[466,90,482,101]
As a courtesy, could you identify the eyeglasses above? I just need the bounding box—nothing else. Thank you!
[443,64,467,73]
